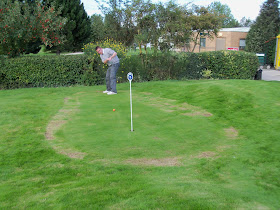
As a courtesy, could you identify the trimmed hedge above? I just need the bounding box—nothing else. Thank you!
[120,51,259,82]
[0,51,259,89]
[199,51,260,79]
[0,55,100,89]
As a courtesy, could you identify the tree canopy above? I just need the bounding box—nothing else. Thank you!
[93,0,223,52]
[186,5,221,52]
[90,14,105,43]
[46,0,91,51]
[207,2,239,28]
[239,17,253,27]
[0,0,67,57]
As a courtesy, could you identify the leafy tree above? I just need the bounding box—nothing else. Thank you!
[90,14,105,43]
[0,0,67,57]
[118,0,137,47]
[98,0,158,53]
[246,0,280,65]
[186,5,222,52]
[239,17,253,27]
[101,0,136,46]
[103,12,122,42]
[93,0,223,54]
[208,1,239,28]
[156,1,191,52]
[47,0,91,51]
[132,0,158,54]
[97,0,191,52]
[100,0,122,42]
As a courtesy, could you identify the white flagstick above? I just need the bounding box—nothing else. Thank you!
[127,72,133,132]
[130,80,133,131]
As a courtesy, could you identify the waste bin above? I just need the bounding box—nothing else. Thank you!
[254,69,262,80]
[256,53,265,66]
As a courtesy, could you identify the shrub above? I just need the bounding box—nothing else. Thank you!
[0,50,259,90]
[200,51,259,79]
[174,53,205,80]
[83,38,127,83]
[83,38,127,59]
[119,51,259,82]
[0,55,98,89]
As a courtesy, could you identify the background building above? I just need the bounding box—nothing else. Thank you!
[186,27,250,53]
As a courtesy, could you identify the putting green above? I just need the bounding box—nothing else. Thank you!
[46,89,234,166]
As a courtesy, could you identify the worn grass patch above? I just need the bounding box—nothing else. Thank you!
[224,127,239,139]
[124,157,180,166]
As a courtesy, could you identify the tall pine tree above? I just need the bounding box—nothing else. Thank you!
[47,0,91,51]
[246,0,280,65]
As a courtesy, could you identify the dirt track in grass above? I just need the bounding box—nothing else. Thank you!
[45,96,86,159]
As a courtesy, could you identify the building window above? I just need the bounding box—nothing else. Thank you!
[239,39,246,50]
[200,38,206,47]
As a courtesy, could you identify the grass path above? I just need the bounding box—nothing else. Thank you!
[0,80,279,208]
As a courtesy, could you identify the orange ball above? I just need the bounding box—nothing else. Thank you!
[113,109,115,111]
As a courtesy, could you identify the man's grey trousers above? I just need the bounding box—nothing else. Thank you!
[106,63,120,93]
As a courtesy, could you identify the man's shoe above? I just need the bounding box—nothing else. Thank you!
[103,90,110,93]
[107,91,117,95]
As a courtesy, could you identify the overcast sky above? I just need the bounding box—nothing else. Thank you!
[81,0,266,22]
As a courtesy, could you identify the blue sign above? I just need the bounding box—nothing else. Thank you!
[127,72,133,81]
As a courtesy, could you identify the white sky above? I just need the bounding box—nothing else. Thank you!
[81,0,266,22]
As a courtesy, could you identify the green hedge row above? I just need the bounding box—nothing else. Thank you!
[119,51,259,82]
[0,55,100,89]
[0,51,259,89]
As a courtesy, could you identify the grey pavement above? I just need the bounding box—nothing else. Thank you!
[262,69,280,81]
[64,52,84,55]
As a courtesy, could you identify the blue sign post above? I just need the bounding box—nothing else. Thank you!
[127,72,133,132]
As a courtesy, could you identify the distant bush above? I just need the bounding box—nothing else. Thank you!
[83,38,128,84]
[83,38,127,59]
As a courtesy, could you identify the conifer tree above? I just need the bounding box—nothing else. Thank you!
[47,0,91,51]
[246,0,280,65]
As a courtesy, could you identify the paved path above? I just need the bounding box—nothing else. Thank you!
[262,69,280,81]
[64,52,84,55]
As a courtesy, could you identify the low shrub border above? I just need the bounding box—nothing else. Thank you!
[0,55,100,89]
[0,51,259,89]
[119,51,259,82]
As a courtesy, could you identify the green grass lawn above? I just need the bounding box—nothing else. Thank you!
[0,80,280,209]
